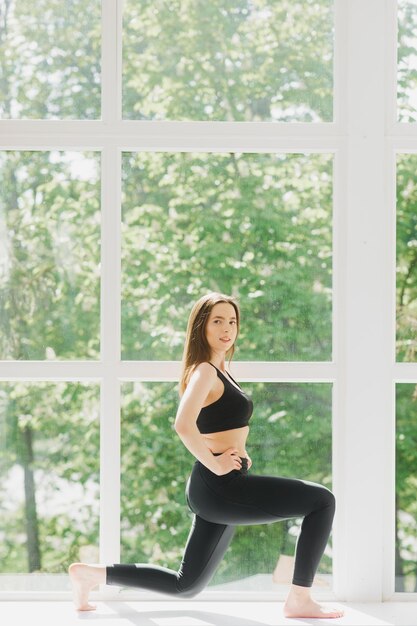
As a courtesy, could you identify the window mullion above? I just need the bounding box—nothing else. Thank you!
[101,0,121,123]
[339,0,393,602]
[99,147,122,594]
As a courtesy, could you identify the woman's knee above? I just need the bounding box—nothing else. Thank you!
[175,578,205,598]
[316,486,336,510]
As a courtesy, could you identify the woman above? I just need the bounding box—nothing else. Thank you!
[69,292,344,619]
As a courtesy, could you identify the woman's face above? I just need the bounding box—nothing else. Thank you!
[205,302,238,357]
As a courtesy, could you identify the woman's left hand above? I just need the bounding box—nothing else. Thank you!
[245,453,252,469]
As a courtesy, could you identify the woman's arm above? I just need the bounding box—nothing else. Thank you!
[244,450,252,469]
[174,363,221,474]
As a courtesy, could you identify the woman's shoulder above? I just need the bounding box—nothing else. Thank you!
[190,361,218,381]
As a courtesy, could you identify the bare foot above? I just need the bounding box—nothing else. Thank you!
[68,562,105,611]
[283,595,345,619]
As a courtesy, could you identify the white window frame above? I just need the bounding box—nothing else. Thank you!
[0,0,415,603]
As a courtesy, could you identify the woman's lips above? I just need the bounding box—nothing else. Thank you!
[220,338,231,342]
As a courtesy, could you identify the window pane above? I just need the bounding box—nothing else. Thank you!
[0,151,101,360]
[0,382,100,591]
[121,152,333,361]
[121,381,334,591]
[398,1,417,122]
[0,0,101,120]
[395,383,417,592]
[122,0,334,122]
[396,154,417,362]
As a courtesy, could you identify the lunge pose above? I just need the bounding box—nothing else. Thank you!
[69,292,344,619]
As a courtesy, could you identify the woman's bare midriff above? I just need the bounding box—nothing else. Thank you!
[202,425,249,457]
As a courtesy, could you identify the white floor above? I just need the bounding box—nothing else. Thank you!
[2,601,417,626]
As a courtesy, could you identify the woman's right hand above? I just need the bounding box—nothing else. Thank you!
[212,447,243,475]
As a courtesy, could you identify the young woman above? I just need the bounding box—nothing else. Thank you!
[69,292,344,619]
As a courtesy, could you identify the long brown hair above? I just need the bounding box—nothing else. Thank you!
[178,292,240,396]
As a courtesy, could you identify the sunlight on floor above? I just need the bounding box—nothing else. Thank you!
[1,601,417,626]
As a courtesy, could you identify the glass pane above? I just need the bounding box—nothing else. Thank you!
[120,381,334,592]
[121,151,333,361]
[0,150,101,360]
[0,382,100,591]
[396,154,417,362]
[0,0,101,120]
[123,0,334,122]
[398,1,417,122]
[395,383,417,592]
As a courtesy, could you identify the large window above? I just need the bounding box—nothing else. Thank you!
[0,0,415,603]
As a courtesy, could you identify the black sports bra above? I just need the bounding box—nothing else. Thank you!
[196,362,253,434]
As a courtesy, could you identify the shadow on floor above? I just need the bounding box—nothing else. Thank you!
[73,602,346,626]
[76,602,269,625]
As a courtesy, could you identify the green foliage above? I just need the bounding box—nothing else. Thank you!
[0,0,101,119]
[0,382,99,573]
[398,1,417,122]
[395,384,417,592]
[121,151,333,361]
[396,155,417,362]
[0,151,100,360]
[122,0,333,121]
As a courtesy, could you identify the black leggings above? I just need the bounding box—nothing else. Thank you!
[106,454,336,597]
